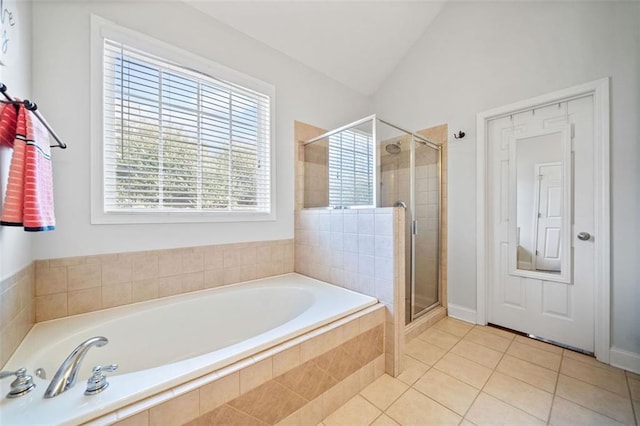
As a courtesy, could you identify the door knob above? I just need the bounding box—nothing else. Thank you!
[577,232,591,241]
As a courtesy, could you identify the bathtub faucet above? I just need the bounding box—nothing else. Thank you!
[44,336,108,398]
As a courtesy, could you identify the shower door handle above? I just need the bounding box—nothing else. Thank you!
[412,220,418,235]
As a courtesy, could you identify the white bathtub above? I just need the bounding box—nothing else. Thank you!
[1,273,377,425]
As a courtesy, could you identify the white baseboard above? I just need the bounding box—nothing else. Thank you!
[609,347,640,374]
[447,303,477,325]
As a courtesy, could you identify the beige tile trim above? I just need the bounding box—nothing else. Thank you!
[190,326,384,426]
[33,239,295,322]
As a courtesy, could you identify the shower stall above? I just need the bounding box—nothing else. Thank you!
[303,115,441,324]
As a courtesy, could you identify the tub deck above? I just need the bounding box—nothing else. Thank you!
[0,273,377,426]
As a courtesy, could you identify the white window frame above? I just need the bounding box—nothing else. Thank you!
[90,15,276,224]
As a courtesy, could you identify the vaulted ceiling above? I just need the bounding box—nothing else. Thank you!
[186,1,446,95]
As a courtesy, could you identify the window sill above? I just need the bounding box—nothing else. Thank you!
[90,210,276,225]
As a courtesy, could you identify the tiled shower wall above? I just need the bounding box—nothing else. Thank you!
[304,138,329,208]
[294,208,405,377]
[295,121,327,210]
[32,239,294,323]
[294,121,405,377]
[0,264,35,366]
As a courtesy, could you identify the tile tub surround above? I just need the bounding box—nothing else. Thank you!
[0,264,35,367]
[321,316,640,426]
[294,208,405,378]
[33,239,294,322]
[86,304,386,426]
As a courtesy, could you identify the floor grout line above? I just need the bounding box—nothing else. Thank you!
[490,362,558,395]
[629,374,639,426]
[358,374,410,415]
[411,365,470,416]
[545,346,564,425]
[323,317,639,426]
[557,370,632,398]
[461,336,514,422]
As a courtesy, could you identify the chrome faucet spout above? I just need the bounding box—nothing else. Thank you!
[44,336,108,398]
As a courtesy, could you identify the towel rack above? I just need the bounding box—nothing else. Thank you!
[0,83,67,149]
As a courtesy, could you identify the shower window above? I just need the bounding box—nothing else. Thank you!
[328,129,374,207]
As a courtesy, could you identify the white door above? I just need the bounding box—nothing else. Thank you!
[487,95,595,352]
[534,163,562,272]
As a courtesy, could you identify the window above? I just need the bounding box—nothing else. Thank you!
[92,17,274,223]
[328,129,374,207]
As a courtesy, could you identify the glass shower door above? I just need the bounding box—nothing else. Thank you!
[411,137,440,320]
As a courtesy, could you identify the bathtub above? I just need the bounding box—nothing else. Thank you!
[1,273,378,425]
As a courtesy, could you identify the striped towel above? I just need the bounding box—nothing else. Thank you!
[1,105,55,231]
[0,102,17,147]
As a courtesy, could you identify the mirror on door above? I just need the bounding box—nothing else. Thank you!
[508,126,572,283]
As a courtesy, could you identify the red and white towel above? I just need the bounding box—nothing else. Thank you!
[0,102,17,147]
[1,104,55,231]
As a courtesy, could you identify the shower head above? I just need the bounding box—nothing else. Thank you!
[385,143,401,154]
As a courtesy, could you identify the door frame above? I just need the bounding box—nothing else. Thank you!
[475,78,611,362]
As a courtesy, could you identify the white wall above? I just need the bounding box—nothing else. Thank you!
[30,0,369,259]
[0,0,32,279]
[373,2,640,357]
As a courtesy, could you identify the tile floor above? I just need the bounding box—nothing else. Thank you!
[320,317,640,426]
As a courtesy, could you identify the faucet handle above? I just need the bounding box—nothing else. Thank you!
[85,364,118,395]
[0,368,36,398]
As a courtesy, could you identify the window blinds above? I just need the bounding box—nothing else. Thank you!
[102,39,271,213]
[328,129,374,207]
